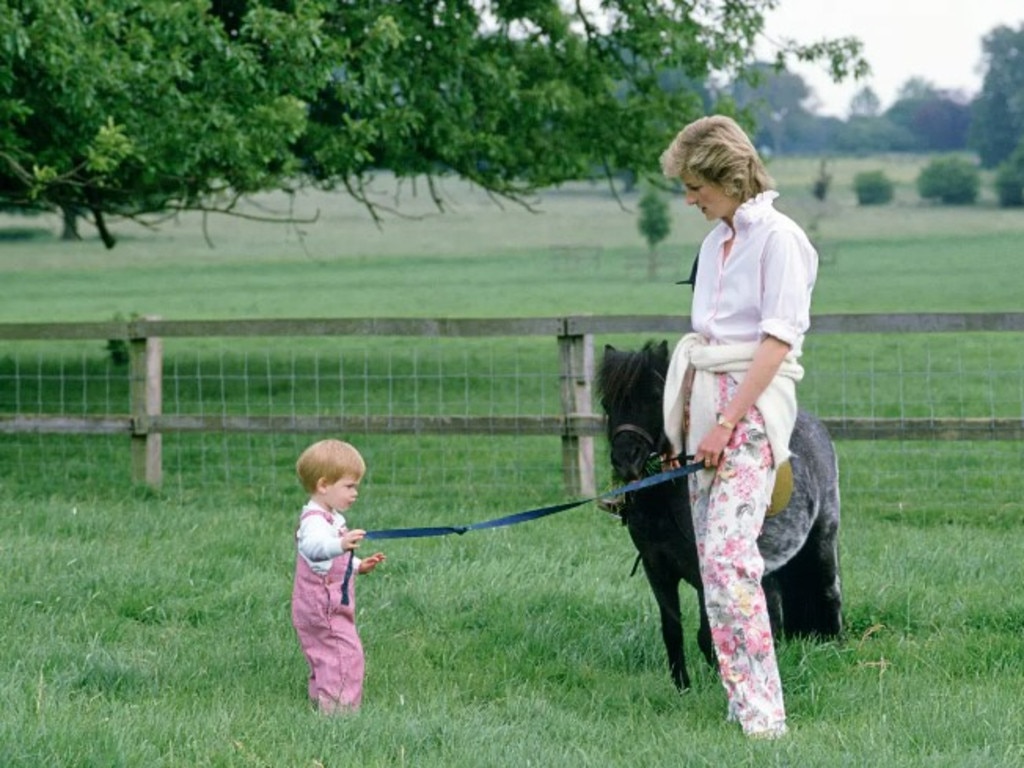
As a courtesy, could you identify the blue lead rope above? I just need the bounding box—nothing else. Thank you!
[364,460,704,541]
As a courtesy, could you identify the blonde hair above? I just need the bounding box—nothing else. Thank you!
[296,439,366,493]
[659,115,774,201]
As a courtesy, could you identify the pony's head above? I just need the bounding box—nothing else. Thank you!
[597,340,671,481]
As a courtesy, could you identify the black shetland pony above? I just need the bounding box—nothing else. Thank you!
[598,340,843,690]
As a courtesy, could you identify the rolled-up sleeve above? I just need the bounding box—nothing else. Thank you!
[759,230,817,350]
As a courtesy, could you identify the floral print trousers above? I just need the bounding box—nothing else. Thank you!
[688,374,786,736]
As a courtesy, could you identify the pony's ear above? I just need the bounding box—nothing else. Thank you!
[605,344,617,352]
[657,340,669,357]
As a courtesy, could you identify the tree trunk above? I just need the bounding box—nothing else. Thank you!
[92,208,117,249]
[59,205,80,241]
[647,246,658,280]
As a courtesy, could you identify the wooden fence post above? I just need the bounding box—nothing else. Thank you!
[129,317,163,488]
[558,328,595,497]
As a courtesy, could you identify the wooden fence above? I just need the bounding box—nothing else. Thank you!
[2,312,1023,495]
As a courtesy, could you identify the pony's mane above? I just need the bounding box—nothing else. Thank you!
[597,341,665,408]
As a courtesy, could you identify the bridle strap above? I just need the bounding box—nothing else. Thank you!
[611,422,657,449]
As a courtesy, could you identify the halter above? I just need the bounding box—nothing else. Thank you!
[607,361,666,452]
[611,422,658,449]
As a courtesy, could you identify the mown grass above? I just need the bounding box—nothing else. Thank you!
[2,160,1024,766]
[2,480,1023,767]
[0,158,1019,325]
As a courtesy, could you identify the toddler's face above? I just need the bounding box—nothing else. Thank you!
[319,475,361,512]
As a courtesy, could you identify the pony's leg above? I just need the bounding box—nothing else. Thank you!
[775,552,815,636]
[776,517,843,638]
[659,600,690,691]
[643,564,690,690]
[761,573,786,639]
[806,515,843,637]
[695,586,714,668]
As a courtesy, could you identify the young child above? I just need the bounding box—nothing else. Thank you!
[292,439,385,713]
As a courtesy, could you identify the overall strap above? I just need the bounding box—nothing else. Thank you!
[298,507,354,606]
[339,552,355,607]
[297,506,333,534]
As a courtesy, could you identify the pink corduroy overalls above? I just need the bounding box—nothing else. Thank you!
[291,508,364,713]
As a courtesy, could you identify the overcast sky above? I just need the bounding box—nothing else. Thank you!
[760,0,1024,117]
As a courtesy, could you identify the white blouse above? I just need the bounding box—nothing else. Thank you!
[690,191,818,357]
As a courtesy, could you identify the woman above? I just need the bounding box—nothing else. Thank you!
[659,115,818,739]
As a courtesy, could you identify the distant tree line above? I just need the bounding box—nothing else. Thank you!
[731,23,1024,174]
[734,73,974,157]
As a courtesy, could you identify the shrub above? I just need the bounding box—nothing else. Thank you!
[637,186,670,250]
[852,170,894,205]
[637,186,670,279]
[995,163,1024,207]
[993,141,1024,208]
[916,155,979,205]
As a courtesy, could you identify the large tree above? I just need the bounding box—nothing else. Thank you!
[0,0,864,247]
[0,0,330,245]
[884,78,971,153]
[970,23,1024,168]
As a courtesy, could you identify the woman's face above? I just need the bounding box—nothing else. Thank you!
[681,175,740,224]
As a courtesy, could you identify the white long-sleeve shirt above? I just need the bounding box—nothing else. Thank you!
[690,191,817,356]
[296,501,360,576]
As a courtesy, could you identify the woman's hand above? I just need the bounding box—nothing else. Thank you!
[694,423,733,469]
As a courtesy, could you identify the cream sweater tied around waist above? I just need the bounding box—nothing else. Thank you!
[663,333,804,467]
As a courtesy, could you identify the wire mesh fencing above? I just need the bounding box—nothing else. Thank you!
[1,323,1022,518]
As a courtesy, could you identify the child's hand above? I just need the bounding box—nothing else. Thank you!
[358,553,386,574]
[341,528,366,551]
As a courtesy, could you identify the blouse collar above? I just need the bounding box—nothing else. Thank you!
[731,190,779,230]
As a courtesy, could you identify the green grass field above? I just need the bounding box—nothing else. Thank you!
[3,473,1023,767]
[2,158,1024,766]
[0,155,1019,323]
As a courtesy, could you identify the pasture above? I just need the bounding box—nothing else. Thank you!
[2,156,1024,766]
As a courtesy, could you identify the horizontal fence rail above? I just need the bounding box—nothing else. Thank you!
[4,312,1024,343]
[2,313,1023,495]
[4,415,1024,442]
